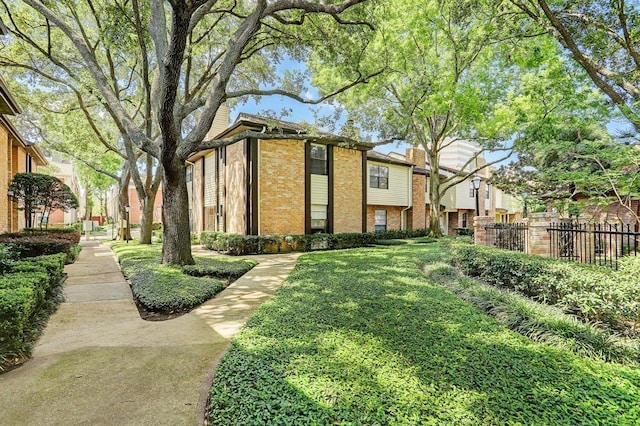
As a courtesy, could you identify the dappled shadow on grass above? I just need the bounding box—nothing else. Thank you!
[209,245,640,425]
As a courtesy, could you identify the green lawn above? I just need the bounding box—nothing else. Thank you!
[208,243,640,425]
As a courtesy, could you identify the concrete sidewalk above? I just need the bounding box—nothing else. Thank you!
[0,241,299,425]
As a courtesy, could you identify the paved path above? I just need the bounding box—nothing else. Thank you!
[0,241,300,425]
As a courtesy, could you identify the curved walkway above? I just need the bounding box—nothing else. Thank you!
[0,241,300,425]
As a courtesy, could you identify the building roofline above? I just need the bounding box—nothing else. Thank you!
[188,112,374,161]
[0,115,48,166]
[0,75,22,115]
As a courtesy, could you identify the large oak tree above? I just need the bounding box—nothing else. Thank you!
[4,0,375,264]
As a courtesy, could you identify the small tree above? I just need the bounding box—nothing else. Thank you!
[8,172,79,229]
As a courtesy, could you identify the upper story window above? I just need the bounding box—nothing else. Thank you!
[469,181,475,197]
[369,165,389,189]
[26,154,32,173]
[186,164,193,182]
[310,144,327,175]
[486,184,491,200]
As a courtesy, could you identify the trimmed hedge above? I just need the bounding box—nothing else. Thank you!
[0,230,81,263]
[449,244,640,332]
[0,253,67,368]
[200,229,430,255]
[183,257,256,279]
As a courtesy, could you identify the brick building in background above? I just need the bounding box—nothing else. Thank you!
[0,75,47,233]
[187,113,521,237]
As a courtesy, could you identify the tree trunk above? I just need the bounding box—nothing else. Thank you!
[427,146,444,238]
[138,193,156,244]
[118,175,131,241]
[161,159,194,265]
[428,171,443,238]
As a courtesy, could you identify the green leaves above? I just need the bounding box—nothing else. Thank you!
[208,243,640,424]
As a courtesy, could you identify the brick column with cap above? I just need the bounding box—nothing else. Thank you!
[525,212,559,256]
[474,216,494,246]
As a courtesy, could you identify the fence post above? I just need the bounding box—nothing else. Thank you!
[474,216,494,247]
[526,212,559,256]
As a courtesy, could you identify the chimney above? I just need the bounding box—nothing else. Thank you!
[406,147,426,168]
[205,103,230,140]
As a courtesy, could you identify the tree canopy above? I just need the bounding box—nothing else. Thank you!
[2,0,376,263]
[511,0,640,131]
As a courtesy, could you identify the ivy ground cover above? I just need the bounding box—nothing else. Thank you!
[208,243,640,425]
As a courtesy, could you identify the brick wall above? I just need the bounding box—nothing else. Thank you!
[367,205,403,232]
[0,125,8,233]
[581,200,639,225]
[258,139,305,235]
[408,174,426,229]
[333,146,363,233]
[225,141,247,234]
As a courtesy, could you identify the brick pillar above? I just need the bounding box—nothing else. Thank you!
[525,212,559,256]
[474,216,494,246]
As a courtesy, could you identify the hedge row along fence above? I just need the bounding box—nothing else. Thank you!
[200,229,430,255]
[449,244,640,334]
[0,228,81,263]
[0,253,66,367]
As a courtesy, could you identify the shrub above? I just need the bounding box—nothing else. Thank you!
[9,254,66,293]
[449,243,640,332]
[426,262,640,365]
[0,244,18,274]
[199,229,429,255]
[183,258,256,279]
[0,230,80,263]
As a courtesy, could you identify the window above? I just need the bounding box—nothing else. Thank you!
[186,164,193,182]
[374,210,387,231]
[486,184,491,200]
[369,165,389,189]
[311,204,327,233]
[461,212,467,228]
[310,144,328,175]
[469,181,475,197]
[25,154,32,173]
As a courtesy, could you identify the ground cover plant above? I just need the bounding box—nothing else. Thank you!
[207,243,640,424]
[110,242,256,315]
[425,261,640,365]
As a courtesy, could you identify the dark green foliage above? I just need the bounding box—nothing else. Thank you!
[111,242,254,312]
[0,244,17,274]
[0,254,66,370]
[200,229,430,255]
[449,244,640,332]
[208,244,640,424]
[426,262,640,365]
[183,257,256,279]
[454,227,473,236]
[126,263,224,312]
[8,173,79,229]
[0,230,81,263]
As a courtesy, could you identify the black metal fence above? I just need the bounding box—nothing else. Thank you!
[547,222,640,269]
[484,223,528,252]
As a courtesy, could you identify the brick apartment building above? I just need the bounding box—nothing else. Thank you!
[187,113,521,236]
[0,75,47,233]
